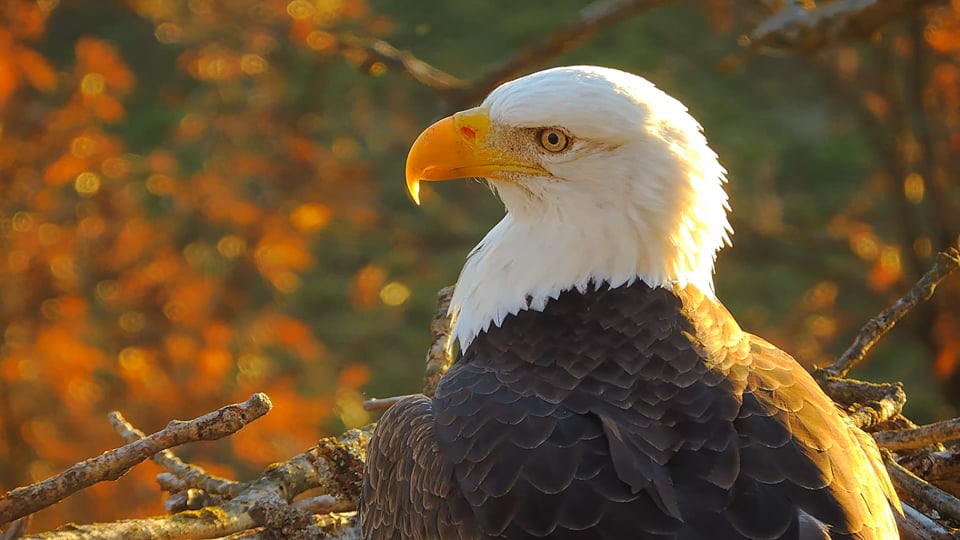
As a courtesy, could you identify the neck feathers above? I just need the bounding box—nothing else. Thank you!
[449,209,720,351]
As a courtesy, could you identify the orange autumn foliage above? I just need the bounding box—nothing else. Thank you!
[0,0,390,532]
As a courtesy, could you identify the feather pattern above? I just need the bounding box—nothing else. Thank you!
[362,282,899,539]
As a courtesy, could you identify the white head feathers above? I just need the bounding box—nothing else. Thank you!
[447,65,732,350]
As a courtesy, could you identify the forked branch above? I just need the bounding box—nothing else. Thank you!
[0,394,272,526]
[818,247,960,379]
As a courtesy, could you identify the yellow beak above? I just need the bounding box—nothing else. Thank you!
[404,106,544,204]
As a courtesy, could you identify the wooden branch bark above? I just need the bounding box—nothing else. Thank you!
[876,417,960,451]
[423,285,455,397]
[21,426,370,540]
[362,393,418,412]
[896,502,956,540]
[0,517,29,540]
[110,411,246,500]
[0,394,272,527]
[900,446,960,482]
[818,247,960,379]
[745,0,942,54]
[884,449,960,523]
[335,33,468,96]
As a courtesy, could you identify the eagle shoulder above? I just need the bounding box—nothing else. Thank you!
[361,395,481,540]
[681,286,900,539]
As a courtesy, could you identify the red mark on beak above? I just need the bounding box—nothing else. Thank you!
[460,126,476,140]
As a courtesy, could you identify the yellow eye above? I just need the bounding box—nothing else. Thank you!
[537,128,569,153]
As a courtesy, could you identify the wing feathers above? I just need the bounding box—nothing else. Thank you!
[362,282,899,539]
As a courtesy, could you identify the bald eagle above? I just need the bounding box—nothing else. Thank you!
[361,66,900,539]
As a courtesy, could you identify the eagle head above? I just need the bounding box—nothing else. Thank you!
[405,66,732,350]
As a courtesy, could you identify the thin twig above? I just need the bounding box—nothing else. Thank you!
[0,394,272,526]
[745,0,941,54]
[896,501,957,540]
[340,0,673,108]
[423,285,455,397]
[110,411,246,499]
[363,394,418,412]
[884,449,960,522]
[0,517,29,540]
[817,377,906,430]
[453,0,674,108]
[876,418,960,451]
[213,512,359,540]
[336,33,468,97]
[365,285,456,412]
[900,447,960,483]
[21,426,371,540]
[292,495,356,514]
[818,247,960,379]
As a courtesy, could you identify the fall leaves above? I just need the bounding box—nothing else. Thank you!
[0,1,57,107]
[0,0,390,531]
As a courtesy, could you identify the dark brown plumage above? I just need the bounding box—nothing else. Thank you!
[362,281,899,539]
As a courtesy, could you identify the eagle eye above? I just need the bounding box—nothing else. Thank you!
[537,128,569,153]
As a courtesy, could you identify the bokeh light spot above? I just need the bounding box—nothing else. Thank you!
[217,235,247,258]
[290,203,331,232]
[241,54,267,75]
[80,73,106,96]
[286,0,314,19]
[903,173,925,204]
[70,136,95,158]
[379,281,410,307]
[119,346,146,371]
[12,212,34,232]
[119,311,146,334]
[306,31,335,52]
[75,172,101,196]
[368,62,387,76]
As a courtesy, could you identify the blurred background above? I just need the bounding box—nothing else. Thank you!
[2,0,960,532]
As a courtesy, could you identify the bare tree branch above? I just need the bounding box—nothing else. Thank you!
[363,393,418,412]
[817,378,907,430]
[745,0,940,54]
[896,501,956,540]
[0,394,272,527]
[292,495,355,515]
[335,0,675,110]
[449,0,675,108]
[336,33,468,96]
[900,446,960,482]
[423,285,455,397]
[884,449,960,522]
[110,411,247,500]
[21,426,370,540]
[364,285,455,412]
[0,517,29,540]
[877,418,960,451]
[817,247,960,379]
[213,512,359,540]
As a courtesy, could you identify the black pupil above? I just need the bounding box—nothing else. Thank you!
[546,132,559,146]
